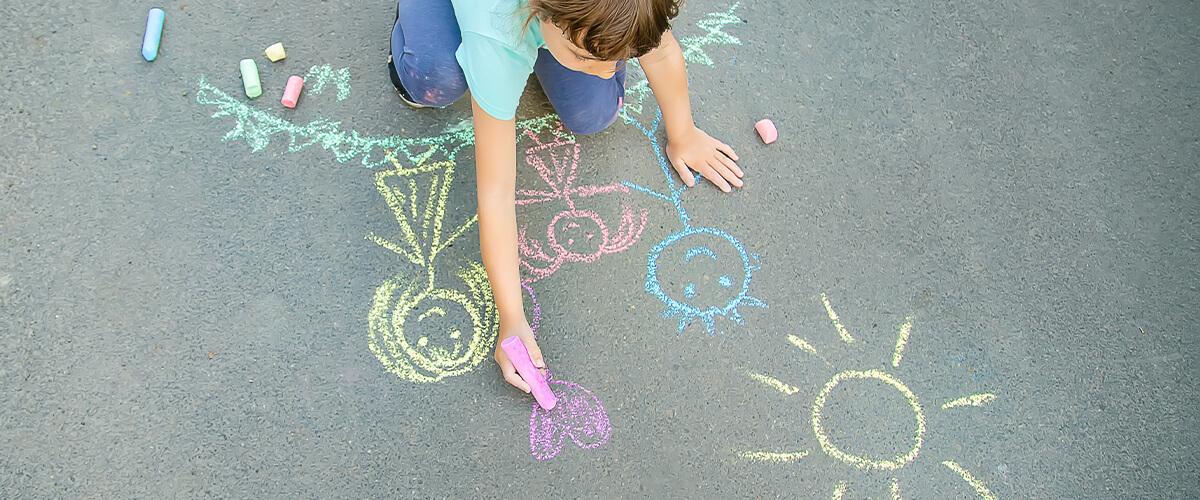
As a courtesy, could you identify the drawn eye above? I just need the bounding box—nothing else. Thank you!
[719,275,734,288]
[684,282,697,299]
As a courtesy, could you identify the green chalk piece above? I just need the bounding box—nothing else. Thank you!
[239,59,262,99]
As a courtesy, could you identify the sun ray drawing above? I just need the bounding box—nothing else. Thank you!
[736,450,808,463]
[737,293,1001,498]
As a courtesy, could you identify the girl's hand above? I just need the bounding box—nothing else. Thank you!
[494,321,545,393]
[666,126,744,192]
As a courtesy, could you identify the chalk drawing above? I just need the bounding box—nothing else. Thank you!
[304,64,352,101]
[587,3,748,334]
[787,334,819,355]
[679,4,744,66]
[523,281,542,337]
[196,77,570,168]
[746,371,800,396]
[366,158,501,383]
[614,4,757,335]
[892,316,913,368]
[621,111,765,334]
[518,288,612,462]
[737,293,1001,499]
[820,292,855,344]
[941,393,997,410]
[193,2,747,380]
[516,127,648,283]
[736,450,808,463]
[812,369,926,471]
[529,375,612,461]
[942,460,999,500]
[832,481,849,499]
[619,4,743,124]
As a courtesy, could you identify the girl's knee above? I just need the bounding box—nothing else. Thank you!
[406,64,468,107]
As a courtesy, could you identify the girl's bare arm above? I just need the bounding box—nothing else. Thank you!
[639,31,743,191]
[471,96,545,392]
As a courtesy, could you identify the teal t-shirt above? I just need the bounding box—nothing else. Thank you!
[452,0,545,120]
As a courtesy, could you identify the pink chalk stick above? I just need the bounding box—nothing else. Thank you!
[755,119,778,144]
[501,336,556,410]
[281,76,304,108]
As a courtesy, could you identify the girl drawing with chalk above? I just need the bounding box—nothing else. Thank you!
[388,0,744,392]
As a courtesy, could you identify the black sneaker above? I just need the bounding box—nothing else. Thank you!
[388,5,429,109]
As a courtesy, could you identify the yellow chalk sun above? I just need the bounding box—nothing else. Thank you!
[740,293,999,500]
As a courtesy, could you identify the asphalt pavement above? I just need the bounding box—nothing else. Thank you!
[1,0,1197,497]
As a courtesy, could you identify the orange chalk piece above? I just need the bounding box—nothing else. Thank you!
[281,76,304,108]
[265,42,287,62]
[755,119,778,144]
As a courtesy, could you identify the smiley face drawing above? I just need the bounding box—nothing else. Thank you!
[369,264,495,383]
[396,292,475,369]
[547,210,607,260]
[645,226,764,333]
[515,127,648,283]
[367,158,500,383]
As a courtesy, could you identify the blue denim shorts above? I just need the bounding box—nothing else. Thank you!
[388,0,628,134]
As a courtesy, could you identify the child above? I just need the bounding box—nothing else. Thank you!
[388,0,744,392]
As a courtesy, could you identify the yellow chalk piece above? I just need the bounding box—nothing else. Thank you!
[831,481,849,500]
[265,42,287,62]
[736,450,809,463]
[820,292,855,344]
[890,477,902,500]
[892,316,913,368]
[787,334,818,355]
[941,393,997,410]
[811,369,925,471]
[747,371,800,395]
[941,460,998,500]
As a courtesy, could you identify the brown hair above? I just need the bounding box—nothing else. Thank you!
[528,0,681,60]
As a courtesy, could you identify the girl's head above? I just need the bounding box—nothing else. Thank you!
[530,0,681,78]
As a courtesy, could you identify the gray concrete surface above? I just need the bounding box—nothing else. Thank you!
[2,0,1198,498]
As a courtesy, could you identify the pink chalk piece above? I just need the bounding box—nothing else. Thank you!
[281,75,304,108]
[501,336,556,410]
[755,118,778,144]
[529,378,611,461]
